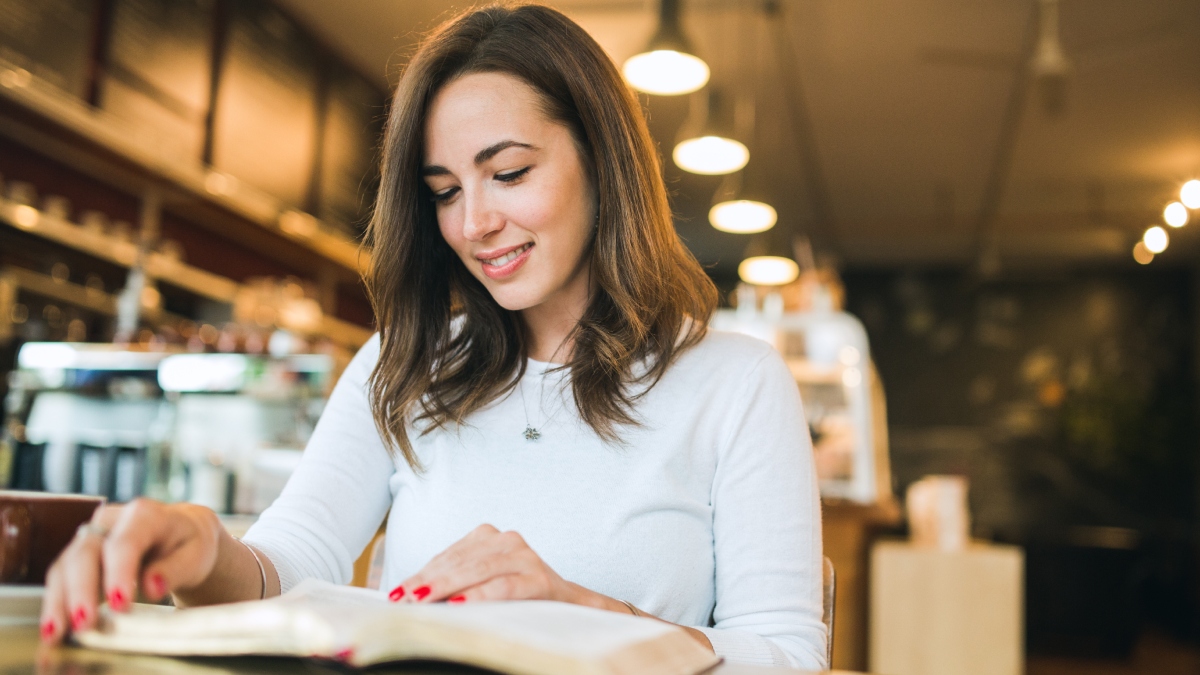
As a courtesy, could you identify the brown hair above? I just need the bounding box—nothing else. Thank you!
[366,3,717,468]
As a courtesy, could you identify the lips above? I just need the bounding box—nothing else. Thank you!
[477,242,533,280]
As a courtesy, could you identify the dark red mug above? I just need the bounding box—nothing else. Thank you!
[0,491,104,584]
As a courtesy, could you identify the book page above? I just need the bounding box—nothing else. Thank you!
[77,580,720,675]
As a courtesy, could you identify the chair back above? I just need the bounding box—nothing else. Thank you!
[822,555,836,669]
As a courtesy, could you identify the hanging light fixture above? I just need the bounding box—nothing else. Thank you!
[709,157,776,233]
[1181,180,1200,209]
[673,89,748,175]
[623,0,709,96]
[1163,201,1189,228]
[674,137,748,175]
[1143,225,1168,254]
[738,229,799,286]
[706,91,774,231]
[1132,241,1154,265]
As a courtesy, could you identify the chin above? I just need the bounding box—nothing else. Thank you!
[483,284,545,312]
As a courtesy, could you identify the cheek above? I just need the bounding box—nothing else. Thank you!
[520,177,592,244]
[437,212,470,259]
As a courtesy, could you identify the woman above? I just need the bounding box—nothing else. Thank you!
[40,5,825,669]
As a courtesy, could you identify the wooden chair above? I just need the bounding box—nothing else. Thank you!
[823,555,836,669]
[352,526,387,588]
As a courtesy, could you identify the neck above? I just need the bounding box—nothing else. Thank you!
[521,300,581,364]
[521,268,592,364]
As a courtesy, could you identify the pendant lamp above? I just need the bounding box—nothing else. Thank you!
[673,89,748,175]
[623,0,709,96]
[709,165,776,234]
[1182,180,1200,209]
[738,228,799,286]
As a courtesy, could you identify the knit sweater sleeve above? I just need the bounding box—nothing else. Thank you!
[242,334,395,593]
[693,348,827,670]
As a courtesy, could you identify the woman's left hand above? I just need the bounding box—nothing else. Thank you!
[389,524,596,606]
[391,523,714,652]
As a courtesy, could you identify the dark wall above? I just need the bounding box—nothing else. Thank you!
[844,265,1200,646]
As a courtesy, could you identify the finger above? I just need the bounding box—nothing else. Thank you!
[392,524,502,601]
[395,526,518,603]
[453,573,529,602]
[417,531,539,603]
[39,505,119,642]
[102,499,180,610]
[38,562,68,644]
[61,528,106,634]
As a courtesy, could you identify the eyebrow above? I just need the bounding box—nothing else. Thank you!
[421,140,537,177]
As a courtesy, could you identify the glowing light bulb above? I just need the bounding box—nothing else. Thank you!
[738,256,799,286]
[12,204,38,229]
[1181,180,1200,209]
[1163,201,1188,228]
[673,136,748,175]
[1132,241,1153,265]
[623,50,709,96]
[709,200,777,233]
[1143,225,1168,254]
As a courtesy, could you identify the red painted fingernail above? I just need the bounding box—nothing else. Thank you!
[71,607,88,631]
[413,585,431,601]
[448,595,466,603]
[108,588,128,611]
[335,647,354,662]
[149,573,167,597]
[40,620,55,640]
[388,585,405,602]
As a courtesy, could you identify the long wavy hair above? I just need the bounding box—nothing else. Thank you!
[366,4,717,468]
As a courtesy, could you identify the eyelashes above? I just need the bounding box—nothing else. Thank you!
[430,166,532,203]
[495,166,531,183]
[431,188,458,203]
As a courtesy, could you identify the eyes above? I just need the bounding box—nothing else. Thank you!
[430,167,532,204]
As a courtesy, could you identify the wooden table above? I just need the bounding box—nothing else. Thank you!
[0,625,865,675]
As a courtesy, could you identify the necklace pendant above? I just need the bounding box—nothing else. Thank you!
[523,426,541,441]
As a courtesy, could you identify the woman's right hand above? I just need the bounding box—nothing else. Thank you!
[39,498,223,644]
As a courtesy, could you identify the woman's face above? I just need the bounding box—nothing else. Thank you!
[423,72,596,314]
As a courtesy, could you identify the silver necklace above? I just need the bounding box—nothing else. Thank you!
[519,339,570,441]
[519,368,565,441]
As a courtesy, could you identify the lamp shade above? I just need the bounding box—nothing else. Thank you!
[710,166,776,233]
[623,0,709,95]
[1143,225,1168,254]
[738,230,799,286]
[1163,201,1188,228]
[1182,180,1200,209]
[673,90,748,174]
[674,136,748,175]
[710,200,776,233]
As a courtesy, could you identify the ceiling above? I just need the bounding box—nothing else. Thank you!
[275,0,1200,278]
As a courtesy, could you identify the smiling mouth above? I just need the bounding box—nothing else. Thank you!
[481,243,533,267]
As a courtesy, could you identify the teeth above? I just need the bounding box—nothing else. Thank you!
[483,243,531,266]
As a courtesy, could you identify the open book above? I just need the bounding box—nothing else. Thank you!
[76,579,721,675]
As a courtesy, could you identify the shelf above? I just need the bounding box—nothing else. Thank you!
[1,198,371,348]
[0,265,189,334]
[0,59,370,276]
[0,197,238,303]
[2,265,117,317]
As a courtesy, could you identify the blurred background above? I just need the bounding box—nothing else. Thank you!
[0,1,1197,673]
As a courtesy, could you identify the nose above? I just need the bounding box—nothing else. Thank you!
[461,192,503,242]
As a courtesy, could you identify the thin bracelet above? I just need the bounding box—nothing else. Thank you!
[239,538,267,600]
[619,600,642,617]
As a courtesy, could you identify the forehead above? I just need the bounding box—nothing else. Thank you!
[424,72,552,158]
